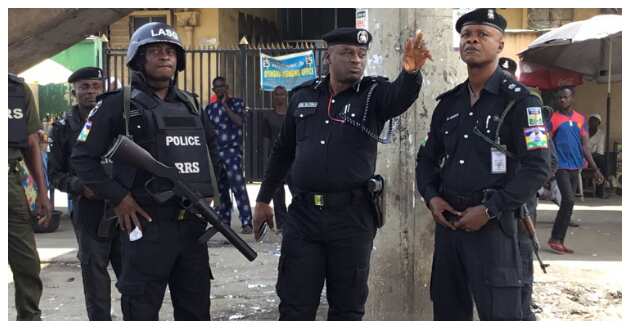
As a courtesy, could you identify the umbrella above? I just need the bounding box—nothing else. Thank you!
[519,61,583,91]
[519,14,622,153]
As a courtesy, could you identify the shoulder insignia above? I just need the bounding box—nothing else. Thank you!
[500,73,530,100]
[291,78,318,93]
[96,89,122,101]
[436,83,464,101]
[366,75,389,83]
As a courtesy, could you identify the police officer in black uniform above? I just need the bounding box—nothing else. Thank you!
[48,67,123,320]
[253,27,431,320]
[71,22,225,320]
[416,9,550,320]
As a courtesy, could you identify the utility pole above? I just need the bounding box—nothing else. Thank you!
[361,8,467,320]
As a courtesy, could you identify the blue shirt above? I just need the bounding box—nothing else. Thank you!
[205,98,244,150]
[549,110,587,170]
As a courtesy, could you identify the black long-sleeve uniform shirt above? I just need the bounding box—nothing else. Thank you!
[71,74,226,206]
[48,106,88,198]
[257,70,422,203]
[416,68,550,215]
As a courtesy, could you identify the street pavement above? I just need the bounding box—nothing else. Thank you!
[7,186,622,320]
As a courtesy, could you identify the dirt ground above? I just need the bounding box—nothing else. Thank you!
[7,188,622,321]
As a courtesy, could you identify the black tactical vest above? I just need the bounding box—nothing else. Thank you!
[8,77,28,149]
[129,89,215,197]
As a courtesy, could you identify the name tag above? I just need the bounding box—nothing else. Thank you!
[297,102,318,108]
[491,147,507,174]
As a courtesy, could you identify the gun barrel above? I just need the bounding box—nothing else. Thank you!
[519,204,549,274]
[193,200,257,261]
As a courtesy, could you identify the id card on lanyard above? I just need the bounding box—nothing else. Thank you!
[491,146,507,174]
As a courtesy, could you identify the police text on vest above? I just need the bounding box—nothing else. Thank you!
[165,136,201,146]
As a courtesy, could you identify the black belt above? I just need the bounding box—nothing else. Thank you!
[294,188,366,208]
[439,187,496,210]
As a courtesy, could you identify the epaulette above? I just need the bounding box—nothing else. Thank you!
[499,73,530,101]
[96,89,122,101]
[291,78,319,93]
[8,73,24,84]
[365,75,389,83]
[436,82,464,101]
[358,75,389,90]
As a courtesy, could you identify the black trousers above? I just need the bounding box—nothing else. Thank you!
[550,169,579,242]
[71,198,122,321]
[431,195,524,321]
[115,206,211,321]
[277,192,376,320]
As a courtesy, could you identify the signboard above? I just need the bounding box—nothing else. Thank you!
[356,8,368,29]
[260,50,317,92]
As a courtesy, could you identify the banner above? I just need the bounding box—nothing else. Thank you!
[260,50,317,92]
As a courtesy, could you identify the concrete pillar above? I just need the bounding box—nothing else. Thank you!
[362,8,467,320]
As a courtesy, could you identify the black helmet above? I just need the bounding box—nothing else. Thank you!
[126,22,186,72]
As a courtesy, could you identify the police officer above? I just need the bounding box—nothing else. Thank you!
[416,9,550,320]
[71,22,226,320]
[48,67,123,320]
[8,73,52,320]
[253,27,431,320]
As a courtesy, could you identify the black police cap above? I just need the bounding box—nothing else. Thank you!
[455,8,507,33]
[322,27,372,47]
[68,67,104,83]
[499,57,517,74]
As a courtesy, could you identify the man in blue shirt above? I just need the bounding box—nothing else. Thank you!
[206,77,253,233]
[548,86,604,254]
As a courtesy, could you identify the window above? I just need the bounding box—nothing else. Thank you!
[129,10,171,36]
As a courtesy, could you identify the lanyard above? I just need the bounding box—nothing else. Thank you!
[327,95,345,124]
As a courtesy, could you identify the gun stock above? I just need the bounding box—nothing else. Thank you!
[105,135,175,179]
[105,135,257,262]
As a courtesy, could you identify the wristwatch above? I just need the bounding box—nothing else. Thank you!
[483,205,498,220]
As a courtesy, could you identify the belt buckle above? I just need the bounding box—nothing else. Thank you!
[313,194,324,207]
[177,209,186,221]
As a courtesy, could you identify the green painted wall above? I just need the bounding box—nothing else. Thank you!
[38,38,103,117]
[51,38,103,71]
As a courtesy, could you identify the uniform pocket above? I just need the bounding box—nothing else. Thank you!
[485,267,523,320]
[441,119,459,155]
[485,267,522,287]
[293,107,317,141]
